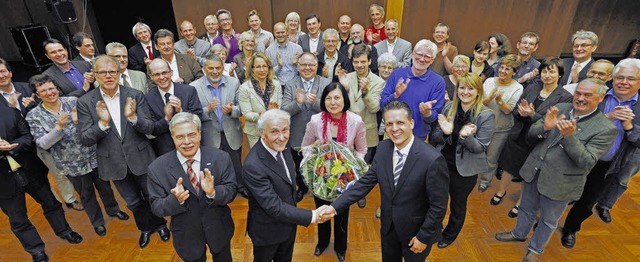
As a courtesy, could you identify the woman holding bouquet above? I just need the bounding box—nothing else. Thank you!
[430,73,496,248]
[301,82,367,261]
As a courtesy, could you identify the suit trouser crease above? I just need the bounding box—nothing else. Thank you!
[112,172,166,232]
[0,193,46,256]
[314,196,349,253]
[442,171,477,241]
[563,160,611,233]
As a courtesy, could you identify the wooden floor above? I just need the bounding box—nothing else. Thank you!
[2,173,640,262]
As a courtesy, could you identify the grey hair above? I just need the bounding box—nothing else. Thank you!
[204,54,224,65]
[322,28,339,39]
[572,30,599,46]
[132,22,151,40]
[238,31,255,52]
[204,14,217,24]
[92,55,120,71]
[578,78,608,96]
[105,42,127,55]
[169,112,202,135]
[154,29,175,44]
[414,39,438,57]
[210,44,229,56]
[369,4,385,16]
[257,109,290,132]
[378,52,397,66]
[285,12,301,32]
[612,58,640,77]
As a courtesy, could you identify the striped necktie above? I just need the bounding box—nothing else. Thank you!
[393,150,405,187]
[186,159,200,193]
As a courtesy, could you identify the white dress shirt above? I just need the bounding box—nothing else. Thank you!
[158,83,175,106]
[99,89,122,135]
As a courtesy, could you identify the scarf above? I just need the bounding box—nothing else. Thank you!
[321,111,347,144]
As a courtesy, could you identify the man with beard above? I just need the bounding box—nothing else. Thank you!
[175,20,212,67]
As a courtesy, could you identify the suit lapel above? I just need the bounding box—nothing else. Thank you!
[257,140,293,185]
[168,152,199,197]
[393,140,419,197]
[249,82,267,111]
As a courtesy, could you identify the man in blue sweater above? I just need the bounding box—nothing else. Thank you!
[380,39,445,141]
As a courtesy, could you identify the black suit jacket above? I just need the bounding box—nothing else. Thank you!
[510,82,573,140]
[559,58,594,86]
[0,82,37,116]
[128,43,160,72]
[316,50,353,82]
[331,139,449,246]
[42,61,93,97]
[0,107,33,199]
[145,83,204,155]
[77,86,156,181]
[148,146,236,260]
[243,139,313,246]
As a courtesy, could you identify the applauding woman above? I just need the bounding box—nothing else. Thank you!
[238,52,282,147]
[301,83,367,261]
[430,73,495,248]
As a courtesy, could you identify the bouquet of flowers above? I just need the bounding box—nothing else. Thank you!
[300,140,369,201]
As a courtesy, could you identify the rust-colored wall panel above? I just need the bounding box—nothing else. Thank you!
[270,0,385,32]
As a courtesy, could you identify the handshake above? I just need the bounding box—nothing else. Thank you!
[314,205,337,223]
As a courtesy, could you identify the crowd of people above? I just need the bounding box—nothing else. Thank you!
[1,3,639,262]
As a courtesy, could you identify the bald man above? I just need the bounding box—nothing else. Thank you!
[175,20,212,67]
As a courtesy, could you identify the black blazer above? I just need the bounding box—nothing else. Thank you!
[243,139,313,246]
[148,146,236,260]
[128,43,160,72]
[511,82,573,140]
[42,61,93,97]
[0,107,33,199]
[559,58,594,86]
[331,139,450,246]
[316,50,353,82]
[0,82,37,116]
[145,83,204,155]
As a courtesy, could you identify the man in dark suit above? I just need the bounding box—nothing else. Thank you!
[155,29,204,84]
[77,55,169,248]
[198,15,219,45]
[128,22,160,72]
[0,59,37,113]
[496,79,618,261]
[42,39,95,97]
[298,14,324,55]
[146,59,204,155]
[71,32,96,63]
[1,106,83,261]
[561,58,640,248]
[316,29,352,81]
[148,112,236,261]
[321,101,450,261]
[560,30,598,87]
[244,109,325,262]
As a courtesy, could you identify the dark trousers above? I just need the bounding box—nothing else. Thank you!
[442,171,477,242]
[24,159,72,237]
[0,191,46,256]
[185,242,233,262]
[365,146,377,165]
[220,132,243,191]
[252,229,296,262]
[67,169,122,227]
[563,160,612,233]
[314,196,350,253]
[112,172,166,232]
[381,223,431,262]
[292,149,308,194]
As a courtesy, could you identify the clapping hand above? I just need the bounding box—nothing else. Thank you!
[306,89,317,104]
[459,123,477,138]
[336,63,350,90]
[208,97,220,112]
[164,102,175,122]
[295,88,306,104]
[394,78,411,98]
[7,92,21,108]
[0,139,18,151]
[186,48,196,59]
[292,52,300,65]
[358,77,370,93]
[71,107,78,124]
[543,106,564,131]
[200,168,215,196]
[56,113,70,131]
[21,93,35,108]
[419,100,437,118]
[221,102,233,114]
[276,53,283,67]
[171,177,190,202]
[96,101,111,126]
[168,95,183,113]
[437,114,453,135]
[268,101,279,109]
[517,99,536,117]
[557,119,577,137]
[124,97,137,120]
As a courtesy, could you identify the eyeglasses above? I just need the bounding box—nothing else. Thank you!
[413,52,434,60]
[174,132,198,141]
[110,55,128,59]
[614,76,638,82]
[573,43,594,49]
[219,17,231,23]
[298,63,317,68]
[95,70,119,77]
[253,65,269,70]
[0,69,9,75]
[150,71,172,78]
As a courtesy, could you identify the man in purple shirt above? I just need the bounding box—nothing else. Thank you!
[380,39,445,141]
[42,38,95,97]
[212,9,240,63]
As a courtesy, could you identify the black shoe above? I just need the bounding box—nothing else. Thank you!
[296,190,305,203]
[109,211,130,221]
[314,244,326,256]
[60,231,83,244]
[437,239,454,248]
[336,251,346,262]
[596,206,612,223]
[507,205,519,218]
[357,198,366,208]
[139,232,151,248]
[490,191,506,206]
[32,252,49,262]
[94,225,107,236]
[158,227,170,242]
[561,231,576,248]
[495,232,527,242]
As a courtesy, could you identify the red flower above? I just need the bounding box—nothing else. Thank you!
[336,153,345,161]
[324,152,335,160]
[346,169,355,181]
[316,165,327,176]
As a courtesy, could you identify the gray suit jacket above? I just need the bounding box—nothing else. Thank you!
[522,103,617,201]
[282,75,331,148]
[42,61,93,97]
[374,38,412,68]
[298,32,324,54]
[77,86,156,180]
[191,76,244,150]
[126,69,150,94]
[175,52,204,84]
[148,146,236,260]
[431,104,496,176]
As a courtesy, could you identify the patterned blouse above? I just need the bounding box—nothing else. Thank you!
[25,97,98,176]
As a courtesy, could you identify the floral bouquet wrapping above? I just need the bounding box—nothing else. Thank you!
[300,140,369,201]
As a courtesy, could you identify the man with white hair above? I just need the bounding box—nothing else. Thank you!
[128,22,160,72]
[560,30,598,86]
[380,39,446,141]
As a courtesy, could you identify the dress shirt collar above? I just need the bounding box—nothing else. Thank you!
[0,83,16,96]
[569,108,599,121]
[393,135,415,155]
[158,83,175,98]
[79,54,93,62]
[206,76,226,88]
[324,51,337,61]
[573,58,592,70]
[606,88,639,104]
[100,87,120,99]
[261,138,281,160]
[177,148,202,166]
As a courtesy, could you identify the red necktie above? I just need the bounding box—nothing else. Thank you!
[147,46,154,59]
[186,159,199,193]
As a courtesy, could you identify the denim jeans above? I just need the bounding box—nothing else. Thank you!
[598,169,638,209]
[511,175,570,254]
